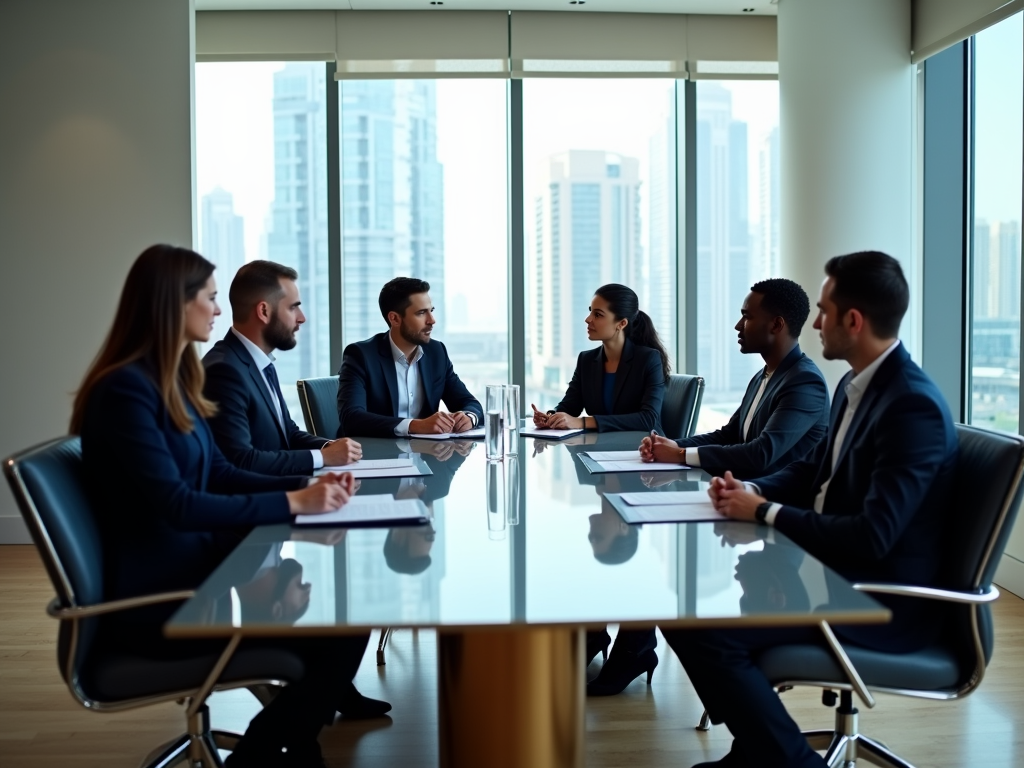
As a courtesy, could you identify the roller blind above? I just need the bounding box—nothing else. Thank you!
[510,12,776,79]
[196,11,337,62]
[335,11,509,79]
[913,0,1024,62]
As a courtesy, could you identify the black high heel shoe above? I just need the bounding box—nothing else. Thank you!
[586,648,658,696]
[585,629,611,667]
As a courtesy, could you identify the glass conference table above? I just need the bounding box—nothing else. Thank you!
[167,430,888,768]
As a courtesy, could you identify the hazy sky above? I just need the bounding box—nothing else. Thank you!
[974,12,1023,226]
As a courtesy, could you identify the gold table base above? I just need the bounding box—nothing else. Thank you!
[438,628,585,768]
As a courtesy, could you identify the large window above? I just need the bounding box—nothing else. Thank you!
[970,14,1024,434]
[523,80,678,411]
[196,66,782,427]
[195,62,329,416]
[695,80,780,432]
[338,80,509,398]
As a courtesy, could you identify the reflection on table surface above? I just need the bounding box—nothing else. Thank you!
[167,431,888,637]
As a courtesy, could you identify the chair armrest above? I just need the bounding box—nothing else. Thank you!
[46,591,195,619]
[852,583,1000,605]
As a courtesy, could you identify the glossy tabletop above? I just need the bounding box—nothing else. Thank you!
[167,430,888,638]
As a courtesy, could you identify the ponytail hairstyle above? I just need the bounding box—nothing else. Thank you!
[70,245,218,435]
[594,283,671,382]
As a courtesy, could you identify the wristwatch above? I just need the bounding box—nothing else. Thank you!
[755,501,773,523]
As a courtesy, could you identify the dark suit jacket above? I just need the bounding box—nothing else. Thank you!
[554,339,665,433]
[337,332,483,438]
[677,345,828,478]
[753,344,958,650]
[203,330,327,475]
[80,362,306,607]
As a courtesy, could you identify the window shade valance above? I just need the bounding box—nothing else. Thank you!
[195,10,778,80]
[912,0,1024,62]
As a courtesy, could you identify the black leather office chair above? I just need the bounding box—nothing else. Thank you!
[296,376,341,439]
[296,376,392,665]
[696,423,1024,767]
[4,437,305,768]
[661,374,705,438]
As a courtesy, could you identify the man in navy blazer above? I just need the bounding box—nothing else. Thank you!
[641,278,829,478]
[659,252,958,768]
[337,277,483,438]
[204,261,362,476]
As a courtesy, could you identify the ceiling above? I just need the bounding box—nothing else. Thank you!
[194,0,777,15]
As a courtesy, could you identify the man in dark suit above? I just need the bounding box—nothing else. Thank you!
[641,278,829,478]
[203,261,362,476]
[337,277,483,438]
[660,251,958,768]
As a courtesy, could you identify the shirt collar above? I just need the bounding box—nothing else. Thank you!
[845,339,901,406]
[231,327,275,371]
[388,332,423,366]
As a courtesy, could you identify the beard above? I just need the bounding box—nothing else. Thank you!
[399,320,431,347]
[266,311,298,351]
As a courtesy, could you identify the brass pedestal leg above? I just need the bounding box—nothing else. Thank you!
[438,628,584,768]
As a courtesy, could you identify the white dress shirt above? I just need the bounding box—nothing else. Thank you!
[231,327,324,469]
[390,335,426,437]
[759,339,901,526]
[687,368,772,468]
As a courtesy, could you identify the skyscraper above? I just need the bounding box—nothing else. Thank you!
[529,150,642,398]
[974,220,992,319]
[697,84,759,398]
[268,63,330,394]
[340,80,445,345]
[200,187,246,348]
[648,94,677,363]
[758,126,781,279]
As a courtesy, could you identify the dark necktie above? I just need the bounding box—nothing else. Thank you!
[263,362,287,426]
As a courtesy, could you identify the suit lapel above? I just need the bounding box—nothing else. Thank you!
[417,346,434,416]
[737,369,765,433]
[227,332,288,442]
[611,339,635,410]
[746,346,804,430]
[376,333,400,417]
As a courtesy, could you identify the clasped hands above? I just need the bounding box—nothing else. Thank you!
[410,411,475,435]
[288,470,357,515]
[531,403,583,430]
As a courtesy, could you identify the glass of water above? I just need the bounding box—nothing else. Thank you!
[503,384,520,456]
[485,384,504,461]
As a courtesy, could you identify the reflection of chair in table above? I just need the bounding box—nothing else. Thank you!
[697,424,1024,767]
[4,437,304,768]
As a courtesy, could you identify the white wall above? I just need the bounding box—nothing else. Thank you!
[778,0,914,393]
[0,0,195,542]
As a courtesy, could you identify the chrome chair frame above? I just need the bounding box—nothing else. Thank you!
[696,425,1024,768]
[5,438,289,768]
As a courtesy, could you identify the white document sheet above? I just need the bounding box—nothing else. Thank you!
[583,450,689,472]
[315,457,430,479]
[620,491,712,506]
[621,502,725,524]
[294,495,428,526]
[520,426,585,439]
[405,427,486,440]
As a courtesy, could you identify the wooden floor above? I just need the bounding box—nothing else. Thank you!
[2,544,1023,768]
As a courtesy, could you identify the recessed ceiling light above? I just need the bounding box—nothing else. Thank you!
[570,1,586,4]
[429,1,443,4]
[742,7,755,11]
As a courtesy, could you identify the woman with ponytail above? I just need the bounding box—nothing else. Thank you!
[532,284,670,699]
[532,283,669,434]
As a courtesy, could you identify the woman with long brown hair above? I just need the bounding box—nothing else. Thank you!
[72,244,370,767]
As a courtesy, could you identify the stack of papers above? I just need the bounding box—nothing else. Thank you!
[315,458,432,479]
[604,492,725,524]
[294,494,430,527]
[521,426,584,439]
[580,450,689,473]
[407,427,486,441]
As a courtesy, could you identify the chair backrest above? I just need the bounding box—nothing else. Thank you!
[4,436,102,609]
[945,424,1024,593]
[296,376,340,438]
[661,374,705,439]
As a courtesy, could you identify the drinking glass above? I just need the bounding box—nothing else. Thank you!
[503,384,520,456]
[485,384,504,460]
